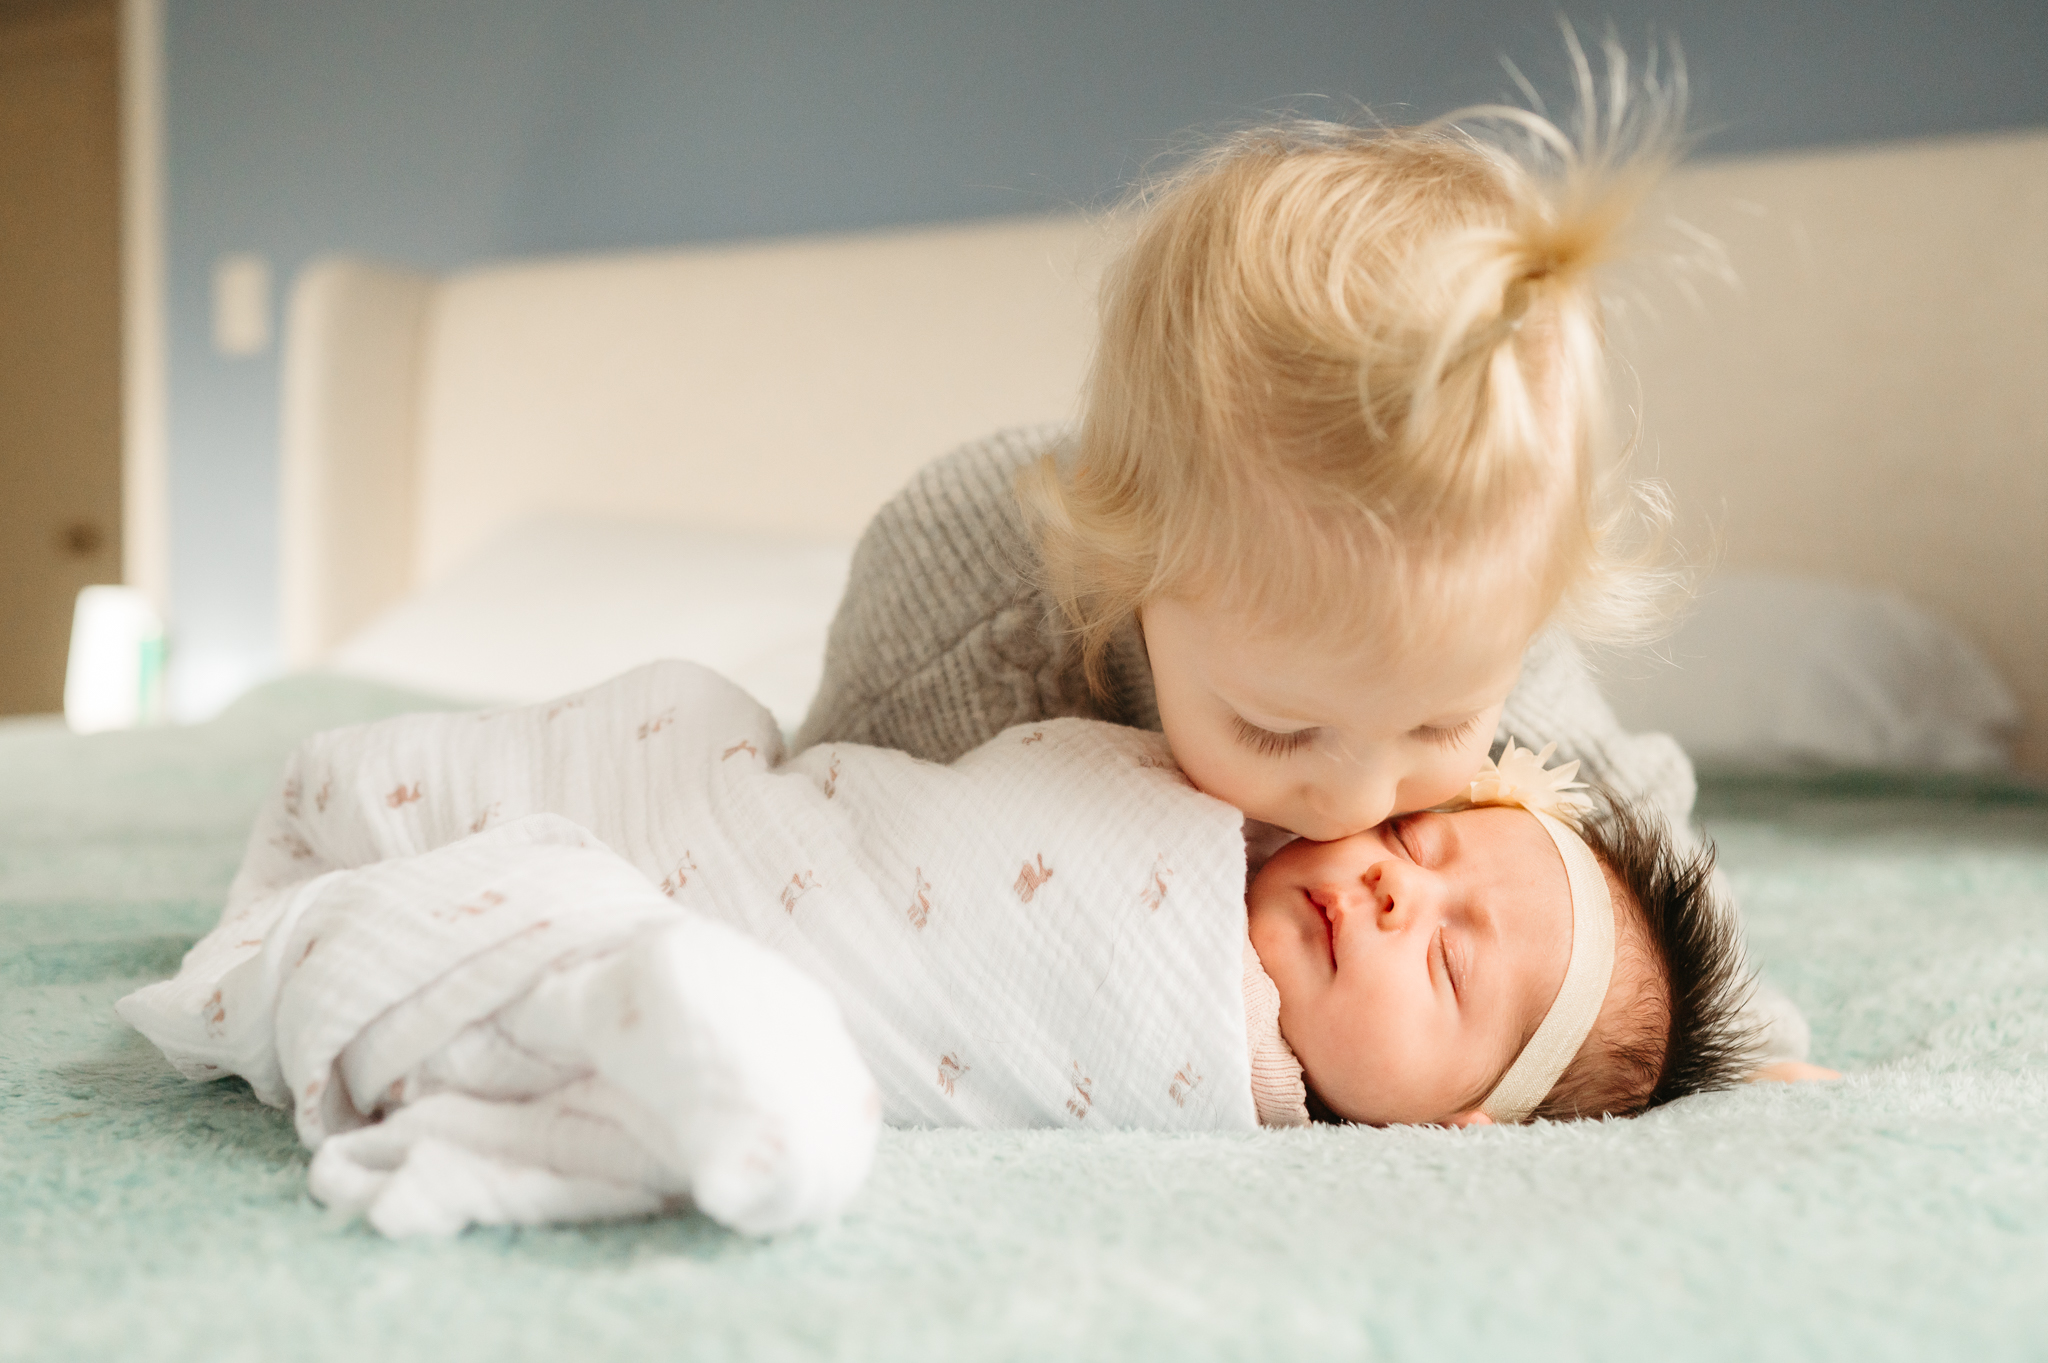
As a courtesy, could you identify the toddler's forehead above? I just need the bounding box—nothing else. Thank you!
[1204,591,1529,684]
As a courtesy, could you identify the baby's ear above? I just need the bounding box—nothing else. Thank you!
[1747,1062,1841,1084]
[1445,1109,1494,1129]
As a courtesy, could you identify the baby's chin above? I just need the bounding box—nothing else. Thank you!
[1285,1038,1385,1125]
[1292,1058,1465,1128]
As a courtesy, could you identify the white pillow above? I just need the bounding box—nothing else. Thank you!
[1596,573,2018,773]
[328,517,853,736]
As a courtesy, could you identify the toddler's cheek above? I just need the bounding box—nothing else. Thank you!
[1403,767,1475,813]
[1165,738,1262,809]
[1405,724,1506,812]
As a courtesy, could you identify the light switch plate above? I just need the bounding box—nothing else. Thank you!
[212,252,271,356]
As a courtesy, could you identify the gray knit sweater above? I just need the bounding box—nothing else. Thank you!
[797,426,1701,829]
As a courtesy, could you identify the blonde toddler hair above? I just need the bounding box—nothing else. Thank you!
[1026,42,1689,690]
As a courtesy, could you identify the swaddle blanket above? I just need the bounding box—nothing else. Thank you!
[118,661,1252,1236]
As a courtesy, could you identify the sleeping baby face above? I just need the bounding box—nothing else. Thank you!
[1246,805,1584,1126]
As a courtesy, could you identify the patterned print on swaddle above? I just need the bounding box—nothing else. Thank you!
[186,662,1257,1135]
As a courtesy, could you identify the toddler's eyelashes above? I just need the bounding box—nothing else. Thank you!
[1231,714,1315,757]
[1415,715,1482,750]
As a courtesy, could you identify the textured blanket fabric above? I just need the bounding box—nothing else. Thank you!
[5,677,2048,1361]
[115,661,1251,1236]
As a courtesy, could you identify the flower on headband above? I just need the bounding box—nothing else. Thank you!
[1464,739,1594,828]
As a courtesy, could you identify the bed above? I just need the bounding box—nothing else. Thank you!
[9,692,2046,1358]
[7,132,2047,1359]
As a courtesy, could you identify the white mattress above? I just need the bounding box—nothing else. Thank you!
[327,517,852,735]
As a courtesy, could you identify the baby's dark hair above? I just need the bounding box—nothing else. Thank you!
[1527,792,1760,1121]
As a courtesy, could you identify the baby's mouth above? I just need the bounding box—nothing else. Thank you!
[1305,890,1337,970]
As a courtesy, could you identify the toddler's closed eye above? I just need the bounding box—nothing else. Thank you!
[1415,715,1481,750]
[1231,714,1315,757]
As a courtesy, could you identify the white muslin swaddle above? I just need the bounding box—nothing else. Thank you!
[119,661,1253,1236]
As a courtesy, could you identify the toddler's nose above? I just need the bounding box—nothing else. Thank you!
[1308,775,1398,841]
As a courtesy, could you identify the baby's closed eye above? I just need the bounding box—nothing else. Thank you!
[1435,927,1467,1001]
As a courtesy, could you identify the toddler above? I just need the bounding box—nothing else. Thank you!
[121,662,1755,1234]
[799,55,1809,1065]
[800,67,1691,840]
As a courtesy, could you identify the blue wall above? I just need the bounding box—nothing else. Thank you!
[163,0,2048,713]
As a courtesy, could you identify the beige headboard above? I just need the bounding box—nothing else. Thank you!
[279,214,1110,665]
[280,131,2048,772]
[1623,131,2048,773]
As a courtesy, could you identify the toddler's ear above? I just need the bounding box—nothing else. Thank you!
[1445,1110,1494,1129]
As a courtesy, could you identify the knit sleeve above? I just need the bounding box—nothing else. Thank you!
[795,427,1099,763]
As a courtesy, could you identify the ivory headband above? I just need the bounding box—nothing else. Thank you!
[1478,807,1615,1124]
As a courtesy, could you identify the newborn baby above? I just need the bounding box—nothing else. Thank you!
[1248,787,1755,1128]
[121,662,1757,1235]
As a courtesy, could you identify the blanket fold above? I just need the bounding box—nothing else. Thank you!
[121,812,880,1235]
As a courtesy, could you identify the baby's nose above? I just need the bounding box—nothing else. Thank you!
[1366,862,1438,930]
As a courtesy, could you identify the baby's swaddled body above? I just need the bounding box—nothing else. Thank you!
[126,661,1267,1168]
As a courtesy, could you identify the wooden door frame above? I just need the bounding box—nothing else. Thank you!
[118,0,165,613]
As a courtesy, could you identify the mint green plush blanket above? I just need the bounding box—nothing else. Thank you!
[6,677,2046,1361]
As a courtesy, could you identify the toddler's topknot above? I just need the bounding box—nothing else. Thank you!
[1026,38,1691,688]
